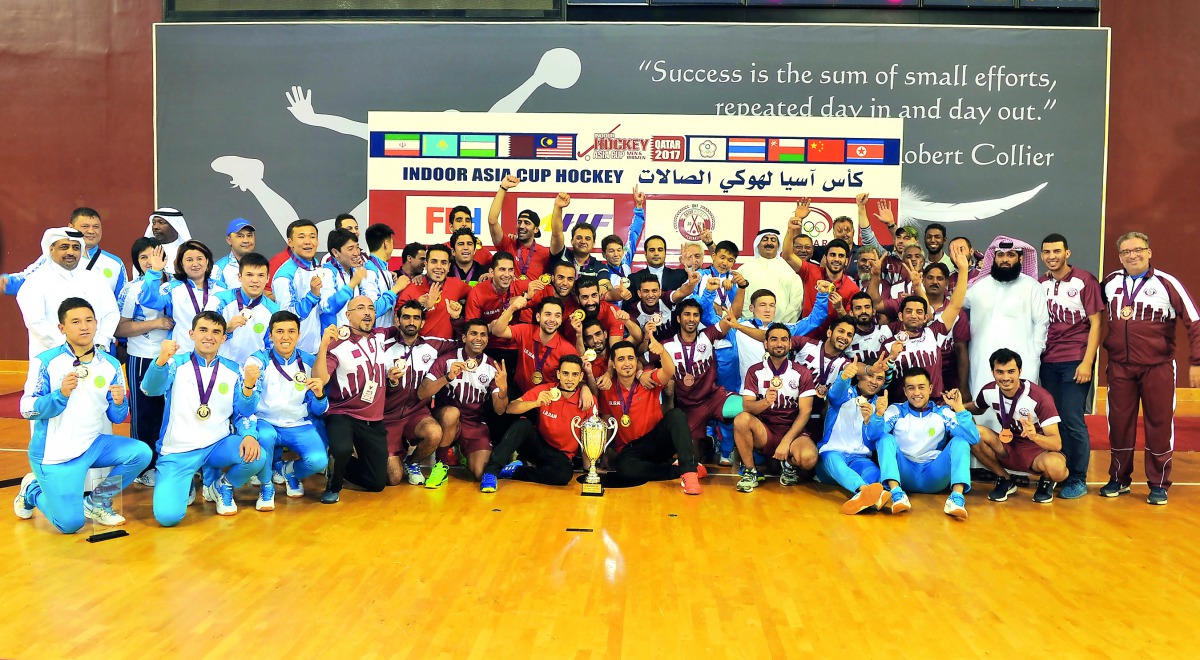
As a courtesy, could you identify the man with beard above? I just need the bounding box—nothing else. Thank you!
[466,251,541,376]
[783,207,859,326]
[272,219,325,354]
[550,195,612,290]
[885,245,927,302]
[3,208,127,298]
[920,263,971,397]
[521,261,577,324]
[856,195,920,300]
[625,275,680,342]
[397,245,471,342]
[947,236,982,283]
[734,323,818,491]
[18,228,120,360]
[963,236,1050,397]
[383,301,449,488]
[737,228,804,324]
[212,218,257,289]
[811,214,857,266]
[846,292,892,365]
[448,228,490,286]
[965,348,1068,504]
[1038,233,1103,499]
[562,276,639,347]
[790,316,856,452]
[924,223,951,271]
[144,207,193,274]
[599,340,703,495]
[419,319,510,484]
[313,296,394,503]
[631,235,692,305]
[488,175,557,279]
[662,299,741,461]
[400,242,427,282]
[882,244,971,402]
[481,355,592,492]
[577,317,612,384]
[815,358,892,514]
[490,296,580,393]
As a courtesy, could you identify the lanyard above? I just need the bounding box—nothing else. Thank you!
[190,354,220,408]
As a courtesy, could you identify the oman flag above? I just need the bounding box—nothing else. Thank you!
[767,138,806,162]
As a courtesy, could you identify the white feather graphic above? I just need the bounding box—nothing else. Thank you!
[898,182,1048,225]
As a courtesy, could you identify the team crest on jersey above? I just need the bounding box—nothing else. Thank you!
[1146,287,1157,296]
[1019,408,1031,418]
[423,353,433,364]
[478,373,490,385]
[789,377,799,388]
[698,344,708,354]
[1067,288,1078,297]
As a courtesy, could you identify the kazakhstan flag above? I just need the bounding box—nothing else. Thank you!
[422,134,459,157]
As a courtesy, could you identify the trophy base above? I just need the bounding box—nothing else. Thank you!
[580,481,605,497]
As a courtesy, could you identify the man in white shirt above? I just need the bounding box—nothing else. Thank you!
[737,228,804,324]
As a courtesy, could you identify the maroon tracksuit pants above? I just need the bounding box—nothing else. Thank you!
[1106,360,1177,489]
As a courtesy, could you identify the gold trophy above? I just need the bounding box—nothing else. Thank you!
[571,413,619,497]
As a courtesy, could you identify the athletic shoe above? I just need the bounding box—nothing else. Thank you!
[988,476,1018,502]
[187,484,197,506]
[1147,487,1169,505]
[404,462,426,486]
[944,492,968,520]
[779,462,800,486]
[134,469,156,488]
[736,470,759,493]
[841,482,884,515]
[13,473,35,520]
[425,462,449,489]
[681,471,702,495]
[320,489,340,504]
[1033,477,1055,504]
[718,452,733,467]
[873,484,891,510]
[739,464,767,483]
[249,475,262,487]
[498,460,523,479]
[215,478,237,516]
[889,488,911,514]
[480,473,498,493]
[282,460,304,498]
[1059,478,1087,500]
[202,482,217,503]
[1099,479,1130,498]
[695,462,708,479]
[83,496,126,526]
[272,468,286,486]
[256,482,275,512]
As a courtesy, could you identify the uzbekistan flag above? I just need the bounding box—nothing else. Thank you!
[807,139,846,163]
[767,138,806,163]
[728,137,767,162]
[460,134,498,158]
[535,135,575,159]
[383,133,420,157]
[421,134,459,157]
[845,140,887,164]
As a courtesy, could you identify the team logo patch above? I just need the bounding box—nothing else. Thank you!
[93,376,106,388]
[789,377,799,388]
[254,323,266,333]
[219,382,230,394]
[698,344,708,354]
[1146,288,1158,296]
[422,353,433,364]
[1019,408,1031,418]
[928,427,936,437]
[1067,288,1078,297]
[673,203,715,242]
[478,373,490,385]
[103,268,113,278]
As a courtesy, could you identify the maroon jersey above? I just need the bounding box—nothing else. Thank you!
[974,379,1061,435]
[326,329,390,421]
[1040,267,1104,363]
[382,336,454,422]
[1101,267,1200,366]
[425,349,500,422]
[661,325,725,408]
[884,317,957,398]
[465,278,531,351]
[790,336,851,389]
[848,322,892,364]
[742,359,817,431]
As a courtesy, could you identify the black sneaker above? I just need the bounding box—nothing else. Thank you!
[988,476,1018,502]
[1099,480,1130,498]
[1147,487,1168,505]
[1032,477,1056,504]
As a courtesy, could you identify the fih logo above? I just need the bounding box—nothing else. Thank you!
[564,213,614,235]
[424,206,484,235]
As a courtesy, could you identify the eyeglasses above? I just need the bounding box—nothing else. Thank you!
[1118,247,1149,258]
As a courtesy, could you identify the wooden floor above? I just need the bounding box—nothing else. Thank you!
[3,382,1200,657]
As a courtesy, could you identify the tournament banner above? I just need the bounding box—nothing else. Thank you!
[367,112,903,264]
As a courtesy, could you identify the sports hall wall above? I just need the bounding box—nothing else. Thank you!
[0,2,1194,385]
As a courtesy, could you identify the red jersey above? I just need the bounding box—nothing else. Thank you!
[795,261,859,324]
[499,236,552,279]
[510,324,578,392]
[661,325,726,408]
[425,348,500,422]
[558,299,627,345]
[326,328,390,421]
[521,383,590,457]
[599,371,666,451]
[396,278,472,341]
[1040,266,1104,363]
[465,278,531,351]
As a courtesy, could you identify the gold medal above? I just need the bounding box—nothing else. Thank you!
[539,274,551,284]
[570,309,586,322]
[649,313,662,326]
[196,404,212,421]
[549,387,562,401]
[770,376,783,389]
[532,371,543,384]
[73,365,89,378]
[583,348,597,362]
[620,414,631,427]
[337,326,350,340]
[519,274,528,281]
[683,373,695,387]
[465,358,479,371]
[1120,306,1133,320]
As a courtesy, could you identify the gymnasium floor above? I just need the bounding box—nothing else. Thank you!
[2,382,1198,658]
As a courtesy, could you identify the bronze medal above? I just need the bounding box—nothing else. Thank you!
[683,373,695,387]
[999,429,1014,444]
[337,326,350,340]
[465,358,479,371]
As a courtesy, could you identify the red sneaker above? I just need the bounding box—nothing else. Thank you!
[695,463,708,479]
[681,472,702,495]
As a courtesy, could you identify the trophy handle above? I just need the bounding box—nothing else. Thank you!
[571,416,583,448]
[604,416,619,452]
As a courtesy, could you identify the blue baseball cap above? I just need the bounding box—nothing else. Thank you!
[226,218,254,235]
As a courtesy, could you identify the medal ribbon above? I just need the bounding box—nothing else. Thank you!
[190,353,220,410]
[619,381,639,419]
[1121,273,1150,312]
[69,344,97,367]
[768,357,789,385]
[235,289,261,312]
[270,351,306,382]
[817,350,837,383]
[997,382,1025,431]
[680,338,698,378]
[517,243,533,274]
[288,249,315,272]
[532,338,554,375]
[185,279,209,316]
[714,271,730,306]
[370,256,393,289]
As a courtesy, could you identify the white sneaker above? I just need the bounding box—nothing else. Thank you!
[13,473,35,520]
[187,483,197,506]
[249,475,262,486]
[134,469,156,487]
[256,482,275,512]
[203,482,217,503]
[404,461,426,486]
[83,496,126,526]
[282,461,305,498]
[272,469,286,486]
[215,478,237,516]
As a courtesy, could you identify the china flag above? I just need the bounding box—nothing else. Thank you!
[807,139,846,163]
